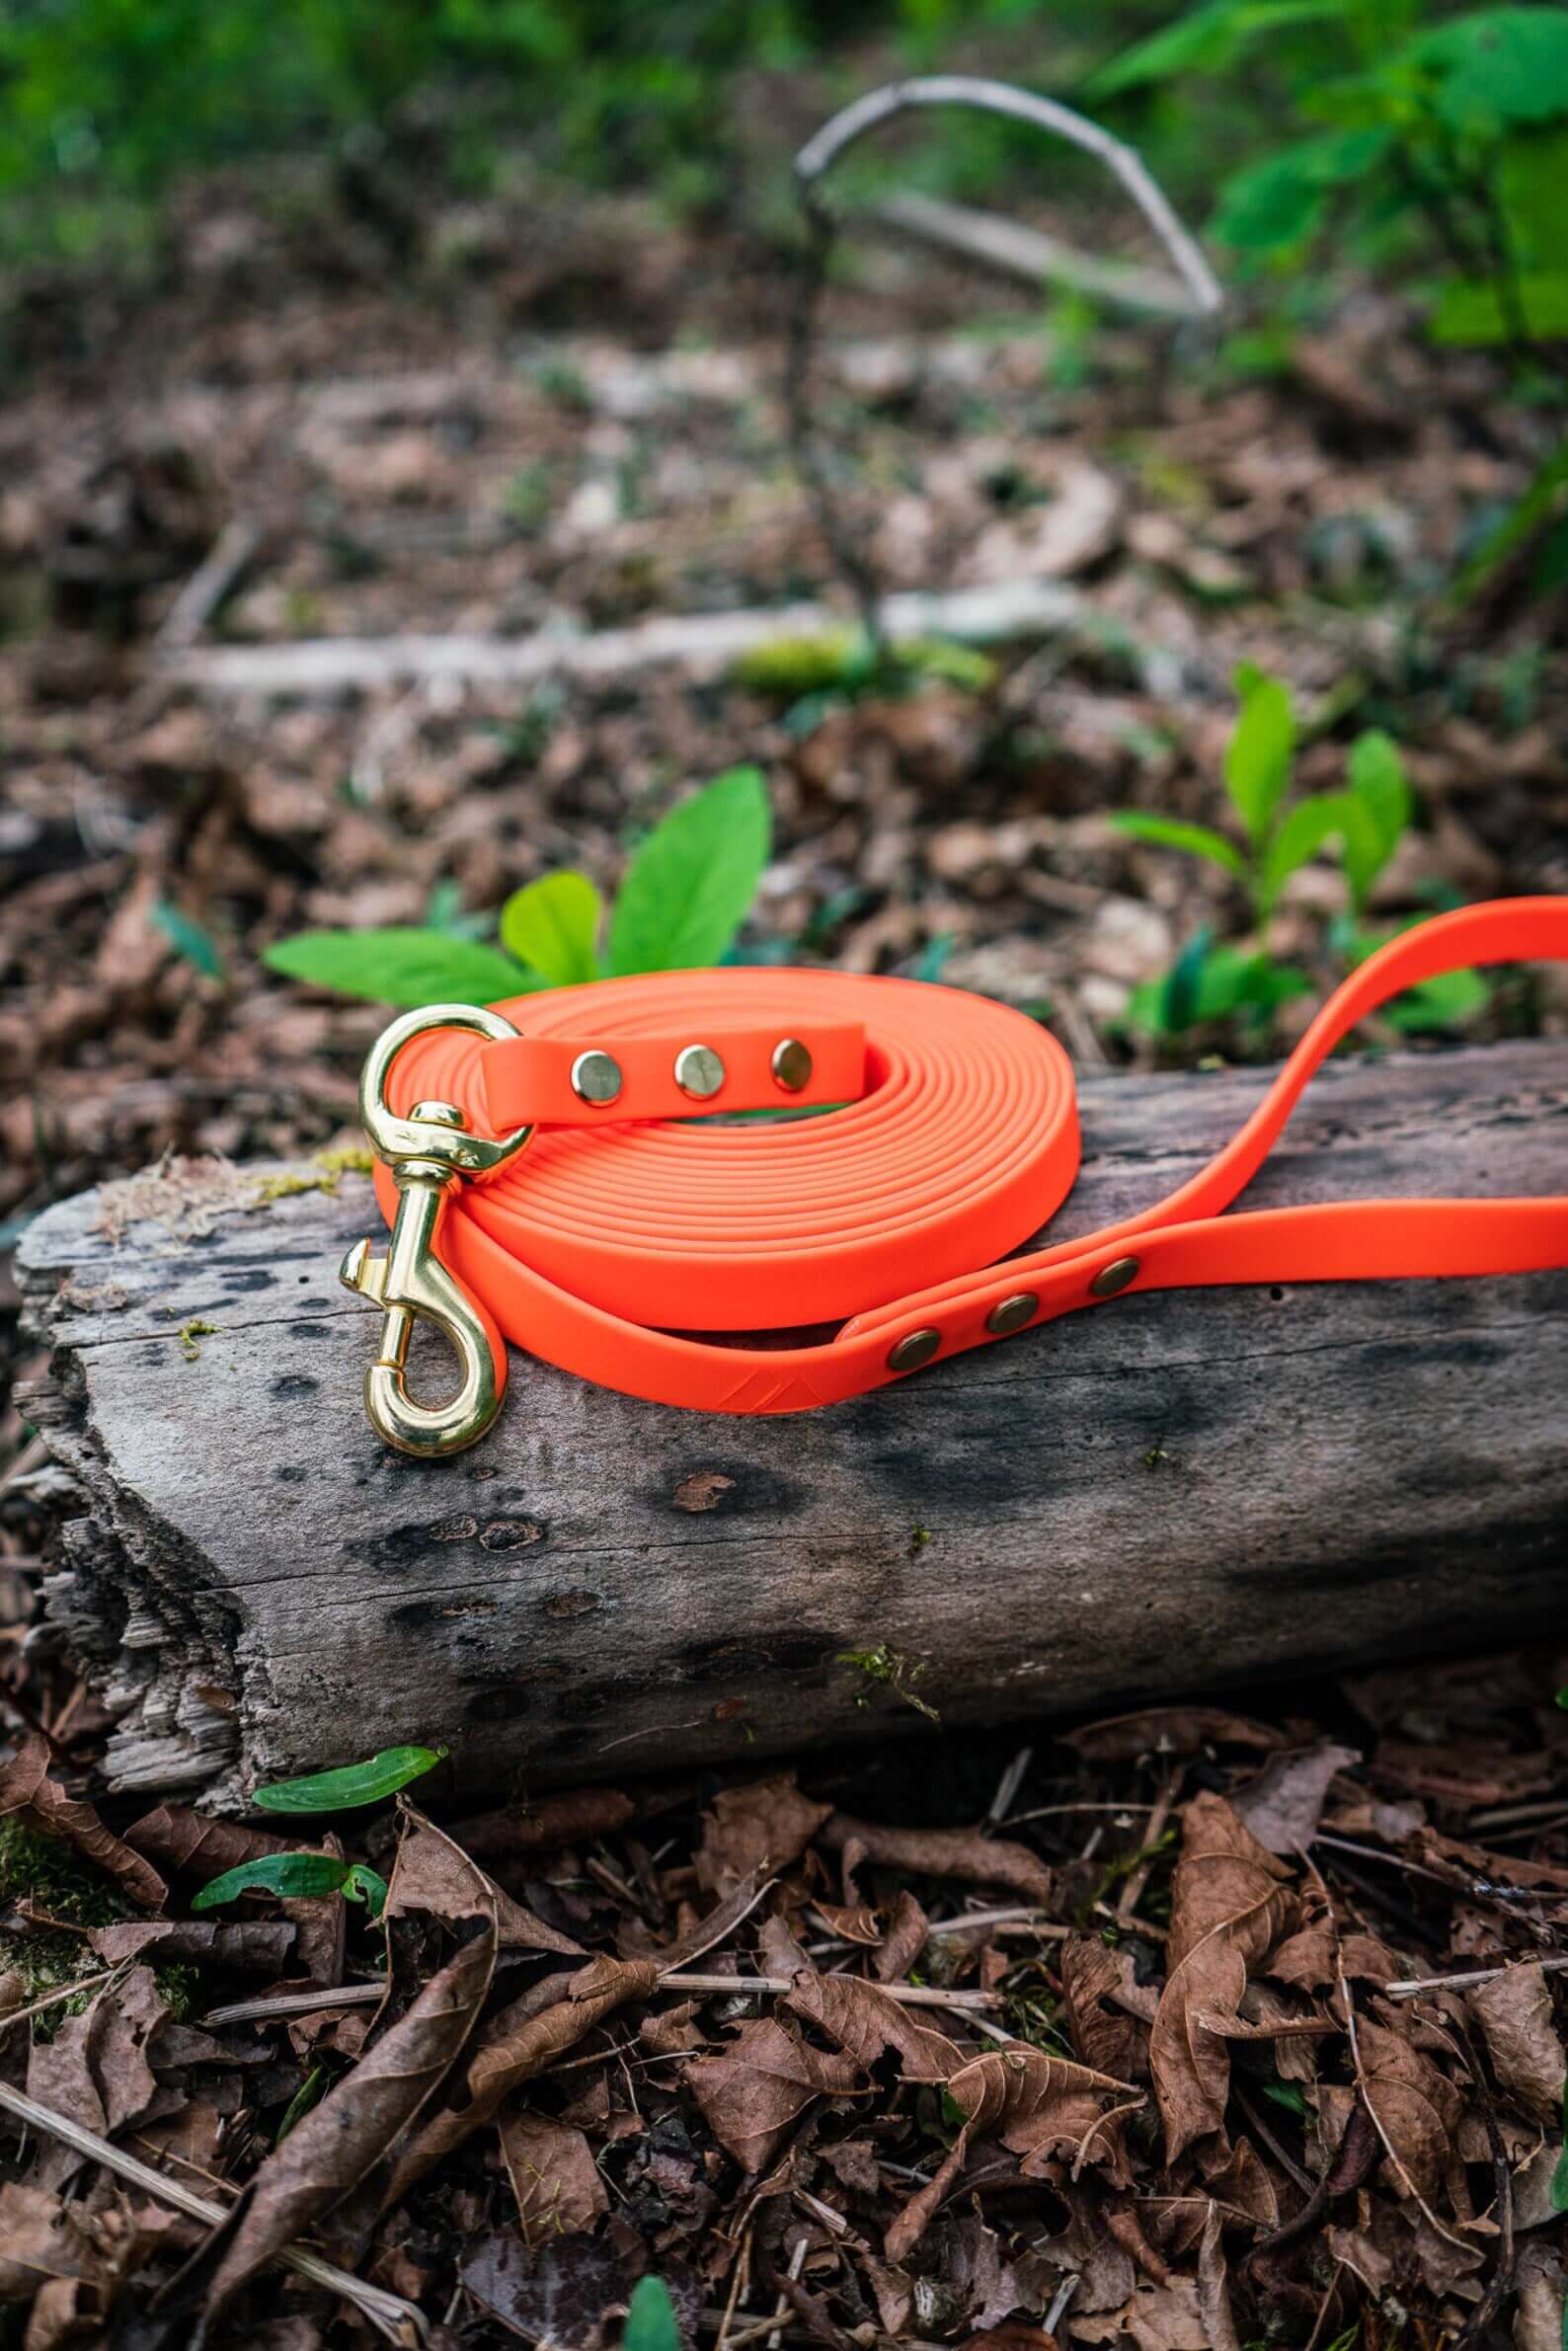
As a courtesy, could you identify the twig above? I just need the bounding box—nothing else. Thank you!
[1448,2020,1517,2351]
[924,1906,1066,1939]
[1116,1763,1182,1925]
[793,78,1222,319]
[871,191,1211,318]
[158,580,1085,696]
[986,1747,1034,1828]
[1384,1952,1568,2000]
[0,1965,125,2032]
[0,2079,428,2346]
[204,1966,1002,2034]
[155,516,261,651]
[786,73,1220,655]
[659,1971,1000,2009]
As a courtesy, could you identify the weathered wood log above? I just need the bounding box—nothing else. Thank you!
[16,1041,1567,1807]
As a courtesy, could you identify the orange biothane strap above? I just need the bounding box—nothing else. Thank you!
[478,1020,869,1130]
[374,896,1568,1416]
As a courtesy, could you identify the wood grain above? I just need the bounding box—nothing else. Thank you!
[16,1041,1567,1806]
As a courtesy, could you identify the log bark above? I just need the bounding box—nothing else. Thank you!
[15,1041,1567,1807]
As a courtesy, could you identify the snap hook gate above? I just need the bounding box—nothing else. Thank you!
[340,1005,532,1457]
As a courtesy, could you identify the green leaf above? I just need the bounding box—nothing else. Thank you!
[252,1744,447,1814]
[1263,2078,1309,2117]
[1215,127,1393,254]
[1161,926,1215,1035]
[1407,8,1568,130]
[192,1852,351,1911]
[1109,812,1248,880]
[1342,731,1412,909]
[499,871,602,986]
[1223,669,1295,847]
[1431,272,1568,346]
[606,766,770,978]
[153,901,224,980]
[623,2276,682,2351]
[1087,0,1346,100]
[1384,967,1490,1033]
[1448,435,1568,608]
[345,1864,389,1920]
[1259,791,1354,910]
[264,928,530,1008]
[275,2062,328,2145]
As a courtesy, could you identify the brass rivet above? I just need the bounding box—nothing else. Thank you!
[571,1049,623,1106]
[887,1327,940,1373]
[1089,1255,1140,1299]
[771,1037,813,1092]
[985,1292,1039,1336]
[674,1043,726,1100]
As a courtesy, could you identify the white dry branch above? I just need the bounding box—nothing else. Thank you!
[155,578,1086,697]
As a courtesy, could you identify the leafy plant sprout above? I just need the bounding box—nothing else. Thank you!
[266,764,769,1008]
[1114,666,1487,1044]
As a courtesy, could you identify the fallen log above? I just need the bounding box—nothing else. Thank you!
[15,1041,1567,1807]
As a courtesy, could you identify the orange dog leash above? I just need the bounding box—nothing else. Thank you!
[342,896,1568,1455]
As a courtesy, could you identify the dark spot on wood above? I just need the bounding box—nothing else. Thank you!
[545,1590,600,1618]
[390,1595,499,1632]
[270,1372,319,1400]
[682,1631,832,1682]
[465,1685,533,1723]
[290,1321,332,1341]
[641,1459,808,1521]
[223,1269,276,1293]
[470,1464,499,1481]
[673,1470,736,1514]
[274,1464,307,1484]
[480,1518,545,1551]
[431,1515,479,1542]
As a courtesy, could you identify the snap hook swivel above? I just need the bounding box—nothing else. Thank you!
[341,1006,531,1458]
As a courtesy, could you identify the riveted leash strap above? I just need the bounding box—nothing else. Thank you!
[351,897,1568,1447]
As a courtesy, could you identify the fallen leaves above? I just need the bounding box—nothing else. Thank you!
[5,1678,1568,2348]
[1149,1794,1296,2160]
[1,1735,167,1911]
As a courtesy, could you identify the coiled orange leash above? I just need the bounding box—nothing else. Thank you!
[340,897,1568,1454]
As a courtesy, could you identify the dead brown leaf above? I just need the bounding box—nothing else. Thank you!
[0,2184,104,2305]
[1467,1962,1568,2124]
[88,1918,294,1972]
[451,1789,635,1863]
[1063,1709,1287,1763]
[123,1803,294,1880]
[784,1967,961,2081]
[1149,1794,1296,2159]
[1231,1743,1360,1854]
[379,1954,660,2210]
[887,2043,1138,2258]
[498,2110,609,2243]
[388,1812,583,1958]
[686,2013,864,2170]
[183,1840,498,2330]
[0,1733,166,1911]
[694,1775,832,1892]
[26,1967,167,2184]
[820,1815,1052,1905]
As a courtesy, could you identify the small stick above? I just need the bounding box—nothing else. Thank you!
[1384,1953,1568,1999]
[204,1967,1003,2033]
[660,1971,1000,2009]
[0,2079,427,2346]
[1117,1764,1182,1926]
[0,1966,124,2032]
[924,1906,1067,1939]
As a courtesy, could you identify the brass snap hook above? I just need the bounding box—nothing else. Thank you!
[339,1005,532,1458]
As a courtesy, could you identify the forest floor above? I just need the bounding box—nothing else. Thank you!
[1,166,1567,2350]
